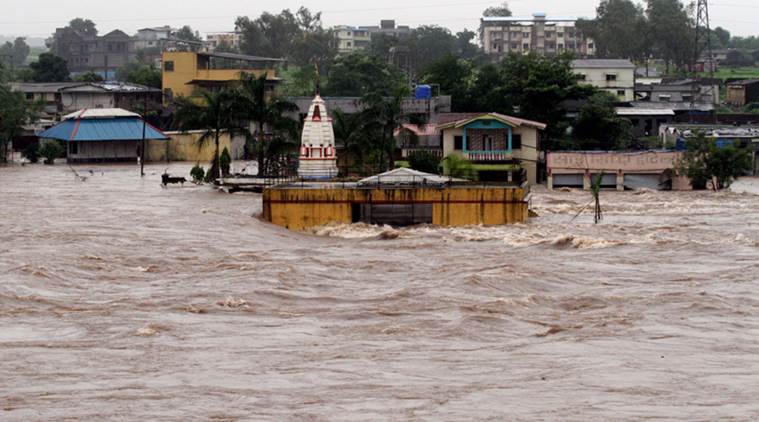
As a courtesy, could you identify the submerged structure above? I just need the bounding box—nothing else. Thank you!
[38,108,168,163]
[297,94,338,180]
[263,168,531,231]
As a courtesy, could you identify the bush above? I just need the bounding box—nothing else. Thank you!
[680,132,752,190]
[442,154,477,180]
[39,141,64,165]
[408,151,441,174]
[219,147,231,177]
[22,143,39,163]
[190,163,205,183]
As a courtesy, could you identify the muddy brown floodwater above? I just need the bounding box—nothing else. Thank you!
[2,163,759,421]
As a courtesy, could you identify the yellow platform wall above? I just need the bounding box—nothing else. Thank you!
[263,186,529,231]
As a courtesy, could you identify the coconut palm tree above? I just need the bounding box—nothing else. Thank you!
[236,74,299,177]
[173,89,241,181]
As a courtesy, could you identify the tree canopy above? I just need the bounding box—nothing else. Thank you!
[68,18,97,37]
[0,38,30,67]
[29,53,69,82]
[324,52,407,97]
[483,2,512,17]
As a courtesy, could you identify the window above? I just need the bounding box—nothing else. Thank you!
[164,61,174,72]
[682,94,693,102]
[588,42,595,49]
[511,134,522,150]
[577,74,587,81]
[454,135,463,150]
[558,44,564,49]
[606,74,617,82]
[25,93,34,100]
[523,43,530,50]
[617,90,626,96]
[658,94,671,101]
[69,141,78,155]
[511,43,518,50]
[523,32,530,38]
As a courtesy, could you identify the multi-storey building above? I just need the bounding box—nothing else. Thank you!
[48,28,136,79]
[571,59,636,101]
[206,32,242,51]
[161,51,282,104]
[334,20,413,54]
[480,13,595,57]
[334,26,371,54]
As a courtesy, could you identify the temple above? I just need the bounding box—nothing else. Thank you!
[297,94,339,180]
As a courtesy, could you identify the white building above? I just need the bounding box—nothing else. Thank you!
[334,26,371,54]
[298,95,338,179]
[206,32,242,51]
[481,13,595,57]
[571,59,636,101]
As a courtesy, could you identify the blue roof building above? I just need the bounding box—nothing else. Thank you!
[39,108,168,163]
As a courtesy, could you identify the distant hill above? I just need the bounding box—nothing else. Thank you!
[0,36,47,48]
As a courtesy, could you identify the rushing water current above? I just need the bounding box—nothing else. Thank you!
[2,163,759,421]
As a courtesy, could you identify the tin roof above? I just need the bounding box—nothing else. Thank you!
[62,108,140,120]
[571,59,636,69]
[39,109,168,142]
[358,168,462,186]
[436,112,547,131]
[616,107,675,116]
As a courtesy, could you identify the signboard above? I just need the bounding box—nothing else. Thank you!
[547,151,681,174]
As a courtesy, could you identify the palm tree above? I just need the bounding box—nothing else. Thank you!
[236,74,298,177]
[361,88,420,172]
[332,108,366,174]
[173,89,241,180]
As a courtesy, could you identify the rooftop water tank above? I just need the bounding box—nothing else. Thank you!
[415,85,432,100]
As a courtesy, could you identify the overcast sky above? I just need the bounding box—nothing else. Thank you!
[2,0,757,41]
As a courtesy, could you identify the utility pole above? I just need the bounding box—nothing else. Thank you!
[691,0,715,122]
[140,95,147,177]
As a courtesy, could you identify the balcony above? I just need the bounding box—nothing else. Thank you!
[463,152,514,162]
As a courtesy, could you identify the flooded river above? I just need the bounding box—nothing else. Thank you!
[2,163,759,420]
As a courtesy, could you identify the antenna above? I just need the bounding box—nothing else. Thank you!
[691,0,715,122]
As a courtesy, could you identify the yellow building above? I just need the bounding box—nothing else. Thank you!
[161,51,283,103]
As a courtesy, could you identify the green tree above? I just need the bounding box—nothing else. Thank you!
[680,132,752,190]
[0,83,37,163]
[573,91,633,150]
[68,18,98,37]
[332,108,366,170]
[73,72,104,82]
[29,53,70,82]
[360,89,415,171]
[173,89,241,181]
[442,154,476,180]
[116,63,161,88]
[236,7,335,71]
[0,38,30,67]
[39,141,64,165]
[325,52,406,97]
[474,53,592,147]
[176,25,201,43]
[421,54,474,111]
[455,30,480,60]
[585,0,648,61]
[408,151,441,174]
[236,73,299,177]
[713,27,731,48]
[646,0,693,72]
[483,2,512,17]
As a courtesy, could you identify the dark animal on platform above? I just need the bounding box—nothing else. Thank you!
[162,173,187,187]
